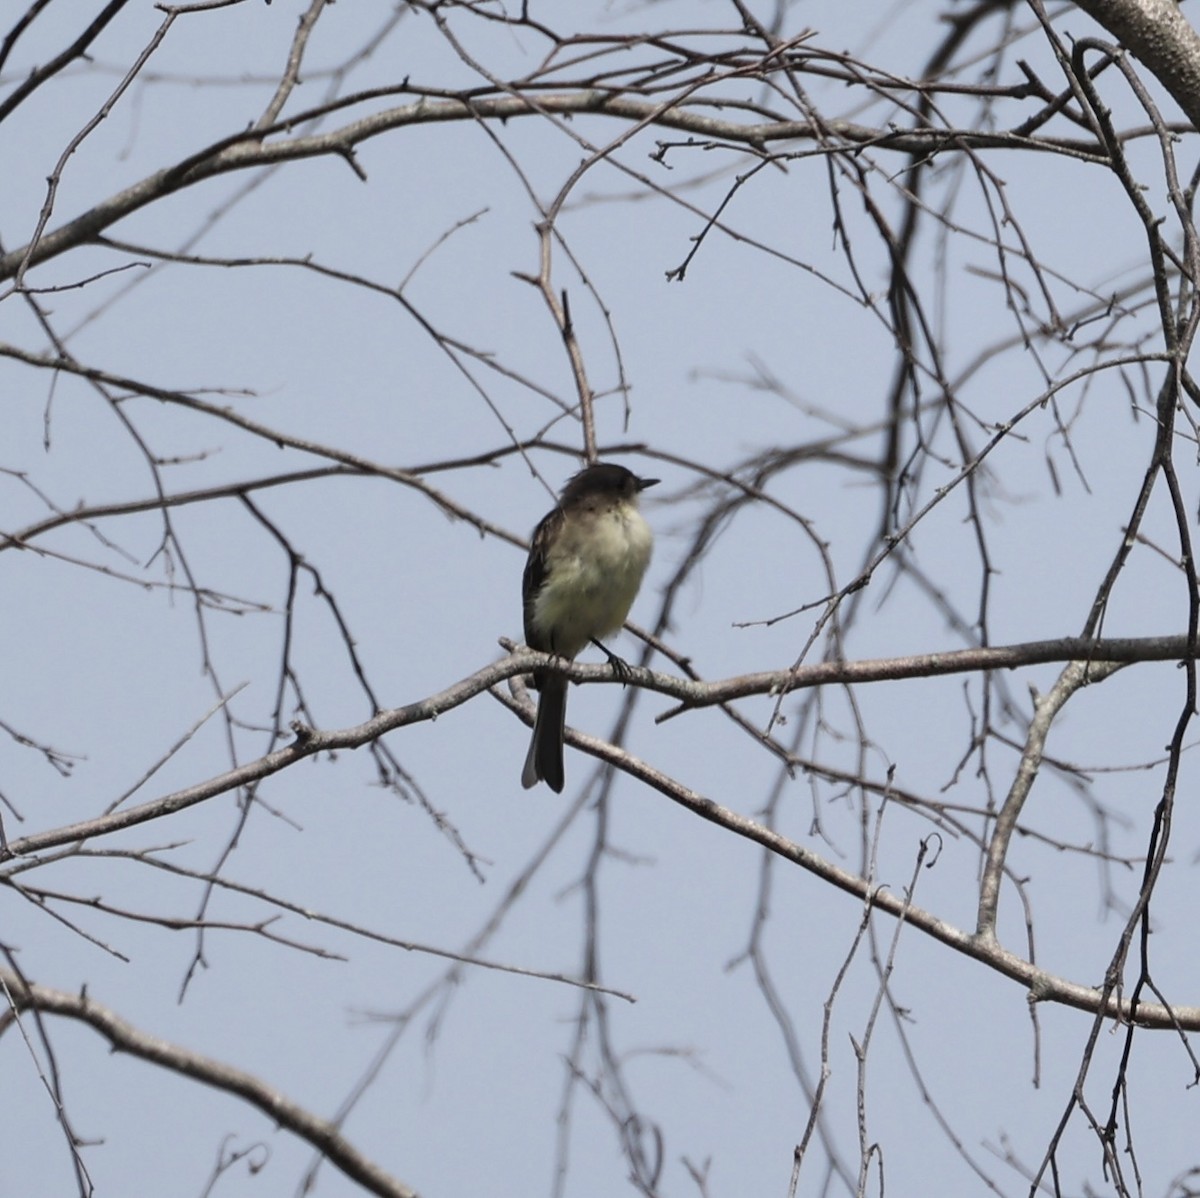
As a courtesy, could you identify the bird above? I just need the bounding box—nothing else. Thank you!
[521,462,658,791]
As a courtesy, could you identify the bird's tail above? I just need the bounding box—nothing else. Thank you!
[522,675,567,792]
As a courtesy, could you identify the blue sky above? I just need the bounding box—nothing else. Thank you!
[2,2,1199,1196]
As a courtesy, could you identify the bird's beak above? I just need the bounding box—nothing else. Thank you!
[637,477,660,491]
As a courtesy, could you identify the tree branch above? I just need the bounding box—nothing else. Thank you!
[0,92,1103,281]
[0,971,418,1198]
[1072,0,1200,131]
[1,635,1192,865]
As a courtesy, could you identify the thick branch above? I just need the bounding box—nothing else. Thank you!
[1,637,1196,1028]
[0,971,418,1198]
[654,633,1197,717]
[486,684,1200,1030]
[0,636,1192,864]
[0,92,1098,281]
[1072,0,1200,131]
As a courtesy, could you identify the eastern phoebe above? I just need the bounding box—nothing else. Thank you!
[521,462,658,791]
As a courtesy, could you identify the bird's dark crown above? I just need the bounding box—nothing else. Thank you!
[558,462,659,505]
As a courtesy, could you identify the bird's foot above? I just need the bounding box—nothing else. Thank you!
[591,639,633,685]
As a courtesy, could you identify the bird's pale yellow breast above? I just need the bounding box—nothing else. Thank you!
[531,502,653,659]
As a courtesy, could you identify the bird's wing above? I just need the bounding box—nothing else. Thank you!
[522,504,562,650]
